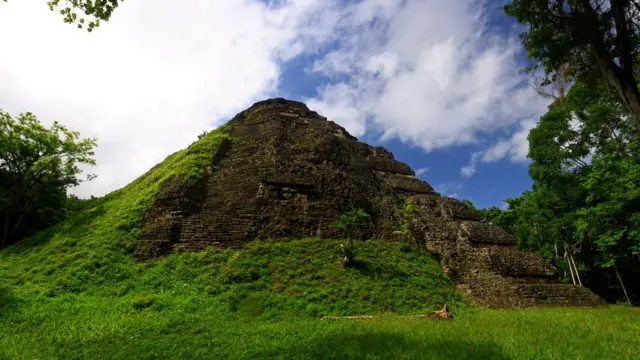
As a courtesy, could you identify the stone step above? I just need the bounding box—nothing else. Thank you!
[479,247,558,277]
[411,194,481,221]
[507,276,560,284]
[460,222,516,245]
[513,284,604,307]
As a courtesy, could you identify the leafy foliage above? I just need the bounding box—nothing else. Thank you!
[0,110,97,247]
[575,150,640,269]
[331,209,370,266]
[1,0,123,31]
[393,200,421,248]
[471,78,640,304]
[504,0,640,129]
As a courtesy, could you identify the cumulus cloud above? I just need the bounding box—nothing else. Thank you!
[460,153,481,178]
[306,0,549,153]
[0,0,342,197]
[1,0,552,197]
[460,118,537,177]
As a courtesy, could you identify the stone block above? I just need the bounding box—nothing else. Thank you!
[459,221,516,245]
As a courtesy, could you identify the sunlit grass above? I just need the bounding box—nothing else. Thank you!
[0,299,637,359]
[1,116,638,359]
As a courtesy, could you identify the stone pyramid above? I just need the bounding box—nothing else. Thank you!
[134,98,603,308]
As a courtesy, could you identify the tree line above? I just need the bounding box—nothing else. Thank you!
[458,0,640,305]
[463,78,640,304]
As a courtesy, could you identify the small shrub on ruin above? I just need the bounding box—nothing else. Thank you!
[331,209,370,266]
[393,200,421,249]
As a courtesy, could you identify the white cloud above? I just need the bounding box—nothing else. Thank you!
[0,0,342,198]
[0,0,553,198]
[434,181,463,198]
[415,167,429,177]
[460,152,481,178]
[482,119,537,163]
[461,118,538,177]
[306,0,550,164]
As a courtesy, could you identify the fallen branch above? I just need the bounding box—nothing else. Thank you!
[321,304,453,320]
[321,315,426,320]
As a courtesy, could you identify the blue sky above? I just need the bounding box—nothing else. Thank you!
[272,0,541,208]
[0,0,550,209]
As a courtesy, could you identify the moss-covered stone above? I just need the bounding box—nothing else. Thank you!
[134,98,603,308]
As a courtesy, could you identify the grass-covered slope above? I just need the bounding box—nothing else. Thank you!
[1,122,639,360]
[0,123,465,320]
[0,125,231,297]
[0,238,465,318]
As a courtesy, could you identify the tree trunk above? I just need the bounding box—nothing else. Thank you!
[8,200,35,242]
[564,246,577,285]
[614,265,632,305]
[1,214,9,248]
[595,50,640,131]
[569,252,583,286]
[9,212,27,242]
[567,257,576,285]
[574,0,640,132]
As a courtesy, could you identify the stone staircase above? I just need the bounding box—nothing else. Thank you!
[408,194,604,308]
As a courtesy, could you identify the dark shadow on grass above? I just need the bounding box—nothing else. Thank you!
[249,331,510,360]
[50,326,511,360]
[3,205,107,253]
[348,259,369,271]
[0,286,21,321]
[350,259,411,280]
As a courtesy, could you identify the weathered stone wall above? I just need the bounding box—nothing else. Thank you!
[134,98,434,258]
[133,98,604,308]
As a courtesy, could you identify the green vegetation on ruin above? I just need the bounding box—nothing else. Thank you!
[1,110,638,360]
[1,126,638,360]
[0,123,470,358]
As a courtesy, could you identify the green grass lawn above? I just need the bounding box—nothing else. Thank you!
[0,300,637,359]
[1,124,638,359]
[1,238,638,359]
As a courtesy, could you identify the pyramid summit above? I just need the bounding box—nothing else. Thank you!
[134,98,602,308]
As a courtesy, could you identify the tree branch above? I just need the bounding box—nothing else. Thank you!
[610,0,635,79]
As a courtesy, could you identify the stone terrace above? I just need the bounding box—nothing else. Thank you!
[133,98,603,308]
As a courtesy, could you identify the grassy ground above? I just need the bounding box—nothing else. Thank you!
[1,122,638,359]
[0,301,637,359]
[0,239,466,318]
[1,237,638,359]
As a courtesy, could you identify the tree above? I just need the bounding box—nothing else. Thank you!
[331,209,370,266]
[574,150,640,304]
[502,78,640,303]
[393,200,421,248]
[462,199,518,235]
[0,109,97,247]
[504,0,640,130]
[1,0,123,31]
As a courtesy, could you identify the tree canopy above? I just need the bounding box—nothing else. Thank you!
[504,0,640,130]
[0,109,97,247]
[2,0,122,31]
[471,78,640,304]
